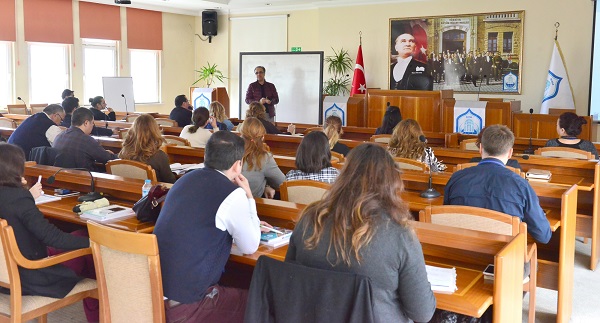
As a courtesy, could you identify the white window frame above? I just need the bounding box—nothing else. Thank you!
[129,49,161,104]
[28,42,70,104]
[82,39,119,102]
[0,41,14,109]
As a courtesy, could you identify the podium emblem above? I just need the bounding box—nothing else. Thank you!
[455,108,483,135]
[503,72,518,92]
[324,103,345,126]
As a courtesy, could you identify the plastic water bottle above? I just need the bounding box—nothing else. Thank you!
[142,179,152,197]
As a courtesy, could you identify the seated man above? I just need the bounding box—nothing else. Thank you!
[53,108,117,171]
[444,124,552,244]
[155,131,269,323]
[61,97,113,137]
[169,94,193,128]
[8,104,65,159]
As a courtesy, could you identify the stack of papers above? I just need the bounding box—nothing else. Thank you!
[260,227,293,248]
[526,168,552,181]
[426,265,457,293]
[80,205,135,223]
[170,163,204,175]
[35,195,62,205]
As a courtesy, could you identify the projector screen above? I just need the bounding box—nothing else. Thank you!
[239,52,324,124]
[589,1,600,119]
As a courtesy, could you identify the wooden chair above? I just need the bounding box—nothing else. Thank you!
[0,219,98,322]
[6,104,28,115]
[163,135,191,147]
[419,205,537,323]
[459,138,479,151]
[330,151,344,163]
[534,147,593,160]
[118,128,130,139]
[393,157,428,171]
[124,114,140,123]
[87,221,165,323]
[280,180,331,205]
[369,134,391,144]
[30,104,48,114]
[456,162,525,178]
[106,159,158,182]
[155,118,178,127]
[0,117,17,129]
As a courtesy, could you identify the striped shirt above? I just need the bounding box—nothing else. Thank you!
[285,167,339,183]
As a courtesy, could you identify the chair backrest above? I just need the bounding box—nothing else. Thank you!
[163,135,190,146]
[87,221,165,323]
[0,117,17,128]
[106,159,158,182]
[29,104,47,114]
[534,147,592,160]
[393,157,428,171]
[118,128,130,139]
[330,151,344,163]
[245,256,375,323]
[459,138,479,151]
[155,118,177,127]
[124,114,140,123]
[419,205,520,236]
[7,104,27,115]
[0,220,12,289]
[406,73,433,91]
[280,180,331,205]
[456,162,525,178]
[369,134,391,144]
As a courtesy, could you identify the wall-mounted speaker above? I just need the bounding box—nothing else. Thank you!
[202,11,218,37]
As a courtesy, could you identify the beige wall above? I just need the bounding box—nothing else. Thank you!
[195,0,593,117]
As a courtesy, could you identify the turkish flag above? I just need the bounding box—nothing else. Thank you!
[350,45,366,96]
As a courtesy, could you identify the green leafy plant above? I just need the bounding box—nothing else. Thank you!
[323,48,353,96]
[192,62,227,87]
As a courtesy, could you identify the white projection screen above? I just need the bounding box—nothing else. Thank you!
[239,52,324,124]
[589,1,600,119]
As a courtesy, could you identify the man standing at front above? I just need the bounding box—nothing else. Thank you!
[245,66,279,121]
[155,131,267,323]
[444,125,552,244]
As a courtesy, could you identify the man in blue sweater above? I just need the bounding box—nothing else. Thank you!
[155,131,269,323]
[8,104,65,159]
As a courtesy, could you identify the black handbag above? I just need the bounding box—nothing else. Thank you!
[132,184,170,223]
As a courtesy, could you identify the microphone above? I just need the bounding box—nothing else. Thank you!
[46,168,103,202]
[523,108,535,154]
[17,96,29,115]
[419,135,441,199]
[121,94,128,116]
[476,75,485,101]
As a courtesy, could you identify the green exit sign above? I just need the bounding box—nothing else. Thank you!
[291,47,302,52]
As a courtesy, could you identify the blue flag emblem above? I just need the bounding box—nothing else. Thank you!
[543,71,562,103]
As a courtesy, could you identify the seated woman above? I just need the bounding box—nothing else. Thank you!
[545,112,599,159]
[88,96,116,121]
[285,143,436,323]
[118,114,176,183]
[323,115,350,156]
[388,119,447,172]
[0,143,97,321]
[240,117,286,198]
[240,102,295,135]
[62,97,113,137]
[286,131,339,183]
[210,101,234,131]
[179,107,218,148]
[375,104,402,135]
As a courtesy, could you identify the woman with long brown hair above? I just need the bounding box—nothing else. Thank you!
[285,143,436,322]
[388,119,446,172]
[179,107,218,148]
[323,115,350,156]
[119,114,176,183]
[240,117,285,198]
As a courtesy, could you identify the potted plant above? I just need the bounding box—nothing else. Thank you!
[192,62,227,87]
[323,48,353,96]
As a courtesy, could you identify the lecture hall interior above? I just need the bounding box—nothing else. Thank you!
[0,0,599,322]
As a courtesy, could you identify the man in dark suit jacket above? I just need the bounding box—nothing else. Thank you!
[169,94,193,127]
[390,33,429,90]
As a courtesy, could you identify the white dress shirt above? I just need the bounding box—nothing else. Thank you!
[393,56,413,82]
[43,113,63,145]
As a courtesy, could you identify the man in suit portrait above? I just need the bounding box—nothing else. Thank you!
[390,33,430,90]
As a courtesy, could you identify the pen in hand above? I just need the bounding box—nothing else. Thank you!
[260,225,284,234]
[37,175,44,195]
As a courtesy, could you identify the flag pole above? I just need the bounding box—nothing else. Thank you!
[555,22,559,41]
[359,31,362,46]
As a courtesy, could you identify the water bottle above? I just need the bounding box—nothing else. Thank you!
[142,179,152,197]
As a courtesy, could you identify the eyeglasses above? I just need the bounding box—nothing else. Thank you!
[55,114,64,123]
[255,71,265,75]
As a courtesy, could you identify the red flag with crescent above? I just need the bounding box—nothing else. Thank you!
[350,45,366,96]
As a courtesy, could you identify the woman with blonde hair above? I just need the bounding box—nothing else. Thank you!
[285,143,436,322]
[240,117,285,198]
[323,115,350,156]
[119,114,176,183]
[209,101,234,131]
[388,119,446,172]
[239,102,295,135]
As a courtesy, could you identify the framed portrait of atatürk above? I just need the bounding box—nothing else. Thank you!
[389,11,524,94]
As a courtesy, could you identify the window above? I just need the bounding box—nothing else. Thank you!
[503,32,513,53]
[83,39,117,101]
[0,42,13,108]
[487,32,498,52]
[130,49,160,103]
[29,42,69,104]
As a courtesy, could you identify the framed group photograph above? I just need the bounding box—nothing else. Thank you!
[389,11,524,94]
